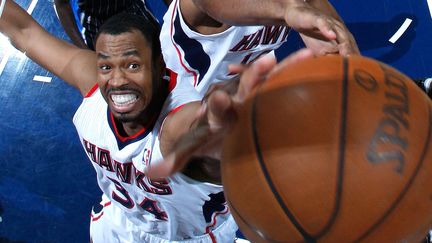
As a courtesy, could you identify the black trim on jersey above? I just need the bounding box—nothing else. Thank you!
[202,191,227,223]
[172,11,211,86]
[106,110,154,150]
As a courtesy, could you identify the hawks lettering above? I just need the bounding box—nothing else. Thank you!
[82,139,172,195]
[230,26,290,52]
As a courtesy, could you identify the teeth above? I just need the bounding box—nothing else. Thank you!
[111,94,137,105]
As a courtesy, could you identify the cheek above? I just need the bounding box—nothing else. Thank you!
[143,74,155,103]
[135,72,153,90]
[97,74,109,86]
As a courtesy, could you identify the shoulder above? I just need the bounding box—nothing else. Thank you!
[159,101,201,155]
[163,101,201,138]
[63,48,98,96]
[178,0,230,34]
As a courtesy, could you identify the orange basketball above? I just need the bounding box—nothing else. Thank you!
[222,55,432,242]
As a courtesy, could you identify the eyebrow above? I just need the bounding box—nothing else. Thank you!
[123,50,140,57]
[97,50,140,60]
[97,53,109,60]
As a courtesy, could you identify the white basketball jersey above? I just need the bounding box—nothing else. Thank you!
[72,84,235,241]
[160,0,290,96]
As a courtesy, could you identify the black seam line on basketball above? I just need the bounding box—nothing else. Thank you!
[226,198,286,243]
[355,99,432,242]
[251,85,316,243]
[315,57,349,239]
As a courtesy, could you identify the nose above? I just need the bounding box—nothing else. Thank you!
[109,67,128,87]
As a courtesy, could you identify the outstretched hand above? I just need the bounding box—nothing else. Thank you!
[284,1,359,56]
[145,49,314,180]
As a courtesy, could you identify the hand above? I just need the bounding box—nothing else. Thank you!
[284,1,359,56]
[145,49,314,180]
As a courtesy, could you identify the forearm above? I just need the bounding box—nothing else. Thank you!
[306,0,343,22]
[0,0,41,52]
[191,0,298,26]
[53,0,88,49]
[0,0,97,93]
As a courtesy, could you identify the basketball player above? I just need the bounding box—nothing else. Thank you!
[0,0,313,241]
[161,0,359,96]
[54,0,171,49]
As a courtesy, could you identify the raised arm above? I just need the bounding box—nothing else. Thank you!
[0,0,96,95]
[184,0,359,55]
[146,49,315,181]
[53,0,89,49]
[188,0,287,26]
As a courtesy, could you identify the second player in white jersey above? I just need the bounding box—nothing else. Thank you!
[73,83,237,242]
[160,0,290,96]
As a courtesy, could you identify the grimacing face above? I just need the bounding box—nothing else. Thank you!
[95,30,160,125]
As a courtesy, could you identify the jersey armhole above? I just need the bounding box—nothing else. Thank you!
[84,84,99,98]
[159,104,186,139]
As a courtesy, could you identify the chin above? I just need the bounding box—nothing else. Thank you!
[111,111,137,123]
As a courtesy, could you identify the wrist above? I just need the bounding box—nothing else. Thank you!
[283,0,309,23]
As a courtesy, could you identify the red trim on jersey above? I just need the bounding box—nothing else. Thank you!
[169,0,198,87]
[91,212,104,221]
[209,232,217,243]
[168,104,185,116]
[90,201,111,222]
[158,104,186,140]
[85,84,99,98]
[205,206,230,233]
[167,68,178,92]
[109,112,158,143]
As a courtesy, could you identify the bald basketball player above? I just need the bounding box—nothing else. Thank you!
[0,0,313,242]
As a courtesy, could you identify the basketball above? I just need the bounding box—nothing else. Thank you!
[221,55,432,242]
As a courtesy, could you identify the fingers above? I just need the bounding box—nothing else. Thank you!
[268,48,314,77]
[313,17,360,55]
[315,16,337,41]
[145,154,176,180]
[206,90,234,130]
[330,23,360,55]
[227,64,246,75]
[146,123,212,180]
[234,55,276,103]
[284,3,359,56]
[285,5,336,42]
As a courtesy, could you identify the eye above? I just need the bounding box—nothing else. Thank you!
[127,63,140,69]
[99,64,111,71]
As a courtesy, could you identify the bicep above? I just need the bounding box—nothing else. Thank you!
[22,25,97,95]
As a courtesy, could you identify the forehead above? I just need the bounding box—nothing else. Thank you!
[95,30,151,57]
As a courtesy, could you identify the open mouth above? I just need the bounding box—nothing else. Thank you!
[109,93,140,113]
[111,93,138,106]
